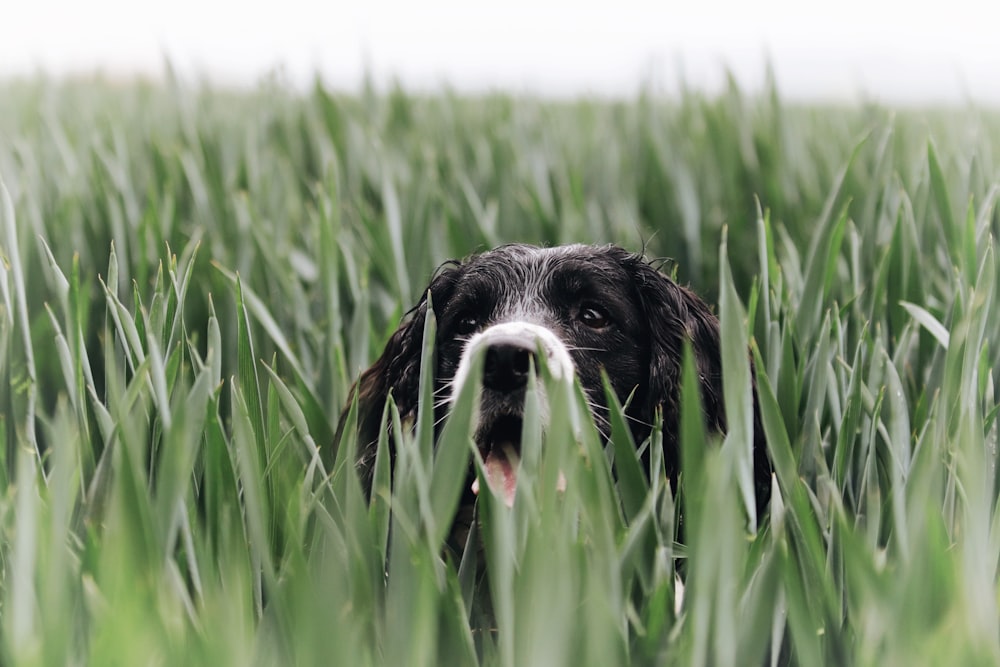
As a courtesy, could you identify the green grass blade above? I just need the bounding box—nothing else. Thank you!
[718,228,758,528]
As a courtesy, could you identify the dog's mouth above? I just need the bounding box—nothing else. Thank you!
[470,413,523,507]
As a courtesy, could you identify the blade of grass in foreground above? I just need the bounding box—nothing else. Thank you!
[1,177,38,472]
[718,226,758,529]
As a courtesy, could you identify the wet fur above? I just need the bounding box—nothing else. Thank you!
[336,243,771,518]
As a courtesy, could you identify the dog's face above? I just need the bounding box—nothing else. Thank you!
[342,243,770,514]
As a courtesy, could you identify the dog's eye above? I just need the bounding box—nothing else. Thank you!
[579,304,611,329]
[455,315,480,336]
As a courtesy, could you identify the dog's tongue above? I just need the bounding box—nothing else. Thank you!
[472,446,519,507]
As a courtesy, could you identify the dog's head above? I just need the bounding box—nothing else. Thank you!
[341,243,770,514]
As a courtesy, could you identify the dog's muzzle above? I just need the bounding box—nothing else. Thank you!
[451,321,575,506]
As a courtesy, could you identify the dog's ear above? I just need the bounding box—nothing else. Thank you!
[631,259,771,515]
[333,298,429,489]
[334,264,461,487]
[631,260,725,434]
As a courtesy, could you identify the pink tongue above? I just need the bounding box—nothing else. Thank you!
[472,447,519,507]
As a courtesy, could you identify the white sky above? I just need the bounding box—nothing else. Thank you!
[2,0,998,104]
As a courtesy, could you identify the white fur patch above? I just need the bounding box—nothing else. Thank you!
[450,321,576,402]
[452,321,576,506]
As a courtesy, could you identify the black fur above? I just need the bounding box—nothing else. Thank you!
[337,243,771,517]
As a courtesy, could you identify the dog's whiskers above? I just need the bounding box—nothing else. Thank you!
[565,345,607,353]
[585,399,655,430]
[433,398,454,411]
[433,378,457,394]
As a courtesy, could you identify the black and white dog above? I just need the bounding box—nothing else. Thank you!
[341,243,771,516]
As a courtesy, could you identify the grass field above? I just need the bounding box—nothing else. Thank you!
[1,73,999,665]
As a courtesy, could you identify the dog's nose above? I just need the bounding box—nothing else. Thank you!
[483,343,536,392]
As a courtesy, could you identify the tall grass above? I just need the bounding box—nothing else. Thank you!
[0,73,999,664]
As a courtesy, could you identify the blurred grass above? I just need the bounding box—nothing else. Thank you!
[1,71,999,665]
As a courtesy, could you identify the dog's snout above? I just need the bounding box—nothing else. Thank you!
[451,321,576,405]
[483,343,536,392]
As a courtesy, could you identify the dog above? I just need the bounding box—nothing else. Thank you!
[338,243,771,524]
